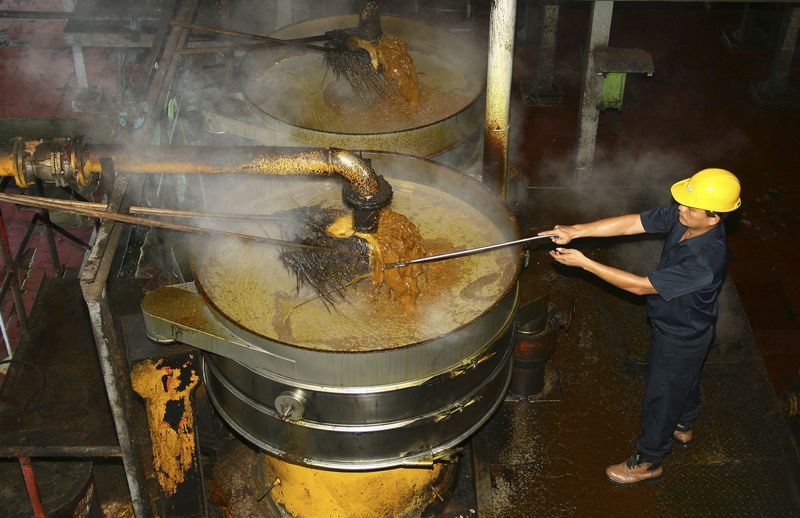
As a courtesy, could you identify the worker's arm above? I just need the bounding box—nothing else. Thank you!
[549,248,657,296]
[538,214,645,245]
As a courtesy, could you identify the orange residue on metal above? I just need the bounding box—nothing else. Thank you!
[241,150,378,196]
[264,455,457,518]
[345,35,381,70]
[117,161,230,175]
[131,357,199,496]
[0,154,13,177]
[377,34,420,109]
[82,157,104,174]
[242,151,329,176]
[326,209,426,312]
[358,208,427,313]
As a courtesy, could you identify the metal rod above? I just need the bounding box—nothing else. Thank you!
[384,235,557,269]
[176,42,269,55]
[18,457,45,518]
[0,192,321,250]
[0,445,123,458]
[129,205,290,221]
[169,20,328,50]
[6,195,288,223]
[36,218,91,250]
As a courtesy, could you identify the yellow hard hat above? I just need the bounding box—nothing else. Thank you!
[670,168,742,213]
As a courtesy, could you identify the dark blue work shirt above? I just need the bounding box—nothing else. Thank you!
[640,205,728,340]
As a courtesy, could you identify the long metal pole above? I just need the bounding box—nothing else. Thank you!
[384,235,556,269]
[0,192,321,249]
[0,445,123,457]
[482,0,517,198]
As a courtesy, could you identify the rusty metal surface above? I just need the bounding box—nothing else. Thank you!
[473,249,800,516]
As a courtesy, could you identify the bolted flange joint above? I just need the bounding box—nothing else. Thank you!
[342,174,393,233]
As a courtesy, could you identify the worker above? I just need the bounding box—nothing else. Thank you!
[539,168,741,486]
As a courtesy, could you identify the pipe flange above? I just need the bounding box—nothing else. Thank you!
[342,174,393,233]
[71,136,91,186]
[10,137,30,189]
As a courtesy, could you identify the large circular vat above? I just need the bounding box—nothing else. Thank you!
[142,153,520,470]
[220,16,485,168]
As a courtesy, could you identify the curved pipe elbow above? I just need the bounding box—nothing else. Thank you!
[327,148,379,198]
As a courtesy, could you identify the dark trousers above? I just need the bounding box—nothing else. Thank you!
[635,327,712,460]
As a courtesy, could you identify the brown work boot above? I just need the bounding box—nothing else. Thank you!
[606,453,663,487]
[673,427,693,447]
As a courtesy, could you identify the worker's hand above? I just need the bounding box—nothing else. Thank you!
[549,247,589,268]
[539,225,577,245]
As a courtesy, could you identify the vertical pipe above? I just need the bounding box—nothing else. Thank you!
[0,209,29,341]
[358,0,382,41]
[19,457,46,518]
[483,0,518,199]
[574,1,614,181]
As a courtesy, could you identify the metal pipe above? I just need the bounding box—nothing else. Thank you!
[1,140,382,198]
[384,235,556,270]
[1,139,391,232]
[482,0,517,198]
[0,192,321,249]
[0,445,123,457]
[358,0,382,41]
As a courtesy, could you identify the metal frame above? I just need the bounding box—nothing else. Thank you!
[75,1,198,516]
[0,446,123,518]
